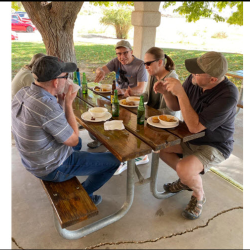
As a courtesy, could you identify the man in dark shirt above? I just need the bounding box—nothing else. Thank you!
[153,51,238,220]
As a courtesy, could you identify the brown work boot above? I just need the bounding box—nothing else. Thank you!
[163,178,192,193]
[182,195,206,220]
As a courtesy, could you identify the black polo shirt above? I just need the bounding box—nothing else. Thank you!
[183,74,239,159]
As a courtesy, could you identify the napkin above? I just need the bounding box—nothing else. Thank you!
[104,120,125,130]
[63,78,81,94]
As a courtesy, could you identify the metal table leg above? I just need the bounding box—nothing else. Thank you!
[54,159,135,240]
[150,151,177,199]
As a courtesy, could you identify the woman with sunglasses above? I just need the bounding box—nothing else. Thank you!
[142,47,180,116]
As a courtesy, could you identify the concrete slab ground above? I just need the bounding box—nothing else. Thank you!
[11,128,243,249]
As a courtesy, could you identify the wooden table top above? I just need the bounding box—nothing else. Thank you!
[79,89,205,148]
[226,70,243,80]
[73,97,152,162]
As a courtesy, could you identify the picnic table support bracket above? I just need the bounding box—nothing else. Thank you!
[150,151,177,199]
[53,159,135,240]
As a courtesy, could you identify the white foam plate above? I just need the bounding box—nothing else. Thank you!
[119,99,138,108]
[81,111,112,122]
[92,85,111,94]
[147,116,179,129]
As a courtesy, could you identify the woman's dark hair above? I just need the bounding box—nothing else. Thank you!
[24,53,46,70]
[146,47,175,71]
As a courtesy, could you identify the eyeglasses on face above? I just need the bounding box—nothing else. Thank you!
[116,51,130,57]
[144,59,159,66]
[57,73,69,80]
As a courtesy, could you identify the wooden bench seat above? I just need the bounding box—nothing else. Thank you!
[41,177,98,229]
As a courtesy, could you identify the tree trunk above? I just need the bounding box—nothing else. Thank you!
[21,2,84,64]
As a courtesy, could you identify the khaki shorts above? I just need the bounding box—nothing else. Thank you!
[180,142,226,174]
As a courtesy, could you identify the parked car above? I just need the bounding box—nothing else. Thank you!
[11,18,36,32]
[12,14,32,25]
[11,31,18,40]
[14,11,32,22]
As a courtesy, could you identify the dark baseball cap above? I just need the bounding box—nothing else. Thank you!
[185,51,228,78]
[32,56,77,82]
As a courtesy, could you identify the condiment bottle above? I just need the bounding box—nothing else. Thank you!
[82,72,88,94]
[112,89,119,117]
[137,95,145,125]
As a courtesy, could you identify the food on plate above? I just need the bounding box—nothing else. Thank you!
[101,88,109,92]
[121,99,135,106]
[94,86,101,91]
[152,116,160,123]
[159,115,176,122]
[91,117,95,120]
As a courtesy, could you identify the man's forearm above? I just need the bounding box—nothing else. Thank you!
[65,104,79,137]
[177,93,201,133]
[162,92,180,111]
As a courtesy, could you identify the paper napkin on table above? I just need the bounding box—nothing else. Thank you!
[63,78,81,94]
[104,120,125,130]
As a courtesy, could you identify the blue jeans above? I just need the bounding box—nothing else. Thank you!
[39,137,120,197]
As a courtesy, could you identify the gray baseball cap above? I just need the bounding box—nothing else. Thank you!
[115,40,132,50]
[32,56,77,82]
[185,51,228,78]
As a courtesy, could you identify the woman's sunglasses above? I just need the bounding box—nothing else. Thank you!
[144,59,159,66]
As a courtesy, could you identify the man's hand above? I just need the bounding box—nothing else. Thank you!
[153,80,167,94]
[164,78,185,97]
[65,85,77,106]
[123,86,132,97]
[94,67,105,83]
[57,93,65,107]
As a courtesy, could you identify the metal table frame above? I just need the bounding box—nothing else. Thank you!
[53,151,176,240]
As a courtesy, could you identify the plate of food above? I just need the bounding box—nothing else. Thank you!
[147,115,179,128]
[119,99,139,108]
[81,109,112,122]
[93,84,112,93]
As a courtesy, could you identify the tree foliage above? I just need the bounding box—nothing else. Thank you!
[100,8,132,39]
[11,1,25,12]
[162,1,243,26]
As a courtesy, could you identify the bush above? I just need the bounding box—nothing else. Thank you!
[211,31,228,39]
[100,8,132,39]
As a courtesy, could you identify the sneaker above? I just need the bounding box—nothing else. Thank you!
[182,195,206,220]
[135,155,149,165]
[87,140,102,149]
[91,195,102,206]
[114,162,127,175]
[163,178,192,193]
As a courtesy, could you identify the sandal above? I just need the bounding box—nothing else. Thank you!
[182,195,206,220]
[163,178,192,193]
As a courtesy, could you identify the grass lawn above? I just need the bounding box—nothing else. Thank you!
[11,42,243,89]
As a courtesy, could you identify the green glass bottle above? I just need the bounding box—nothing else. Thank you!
[110,80,116,104]
[73,71,78,85]
[112,89,119,117]
[137,95,145,125]
[82,72,88,94]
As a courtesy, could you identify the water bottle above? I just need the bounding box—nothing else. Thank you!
[112,89,119,117]
[76,68,81,87]
[73,71,78,85]
[82,72,88,94]
[137,95,145,125]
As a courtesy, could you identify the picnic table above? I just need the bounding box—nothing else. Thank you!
[53,86,205,239]
[226,70,243,114]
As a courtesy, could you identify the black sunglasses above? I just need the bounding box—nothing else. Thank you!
[57,73,68,79]
[144,59,159,66]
